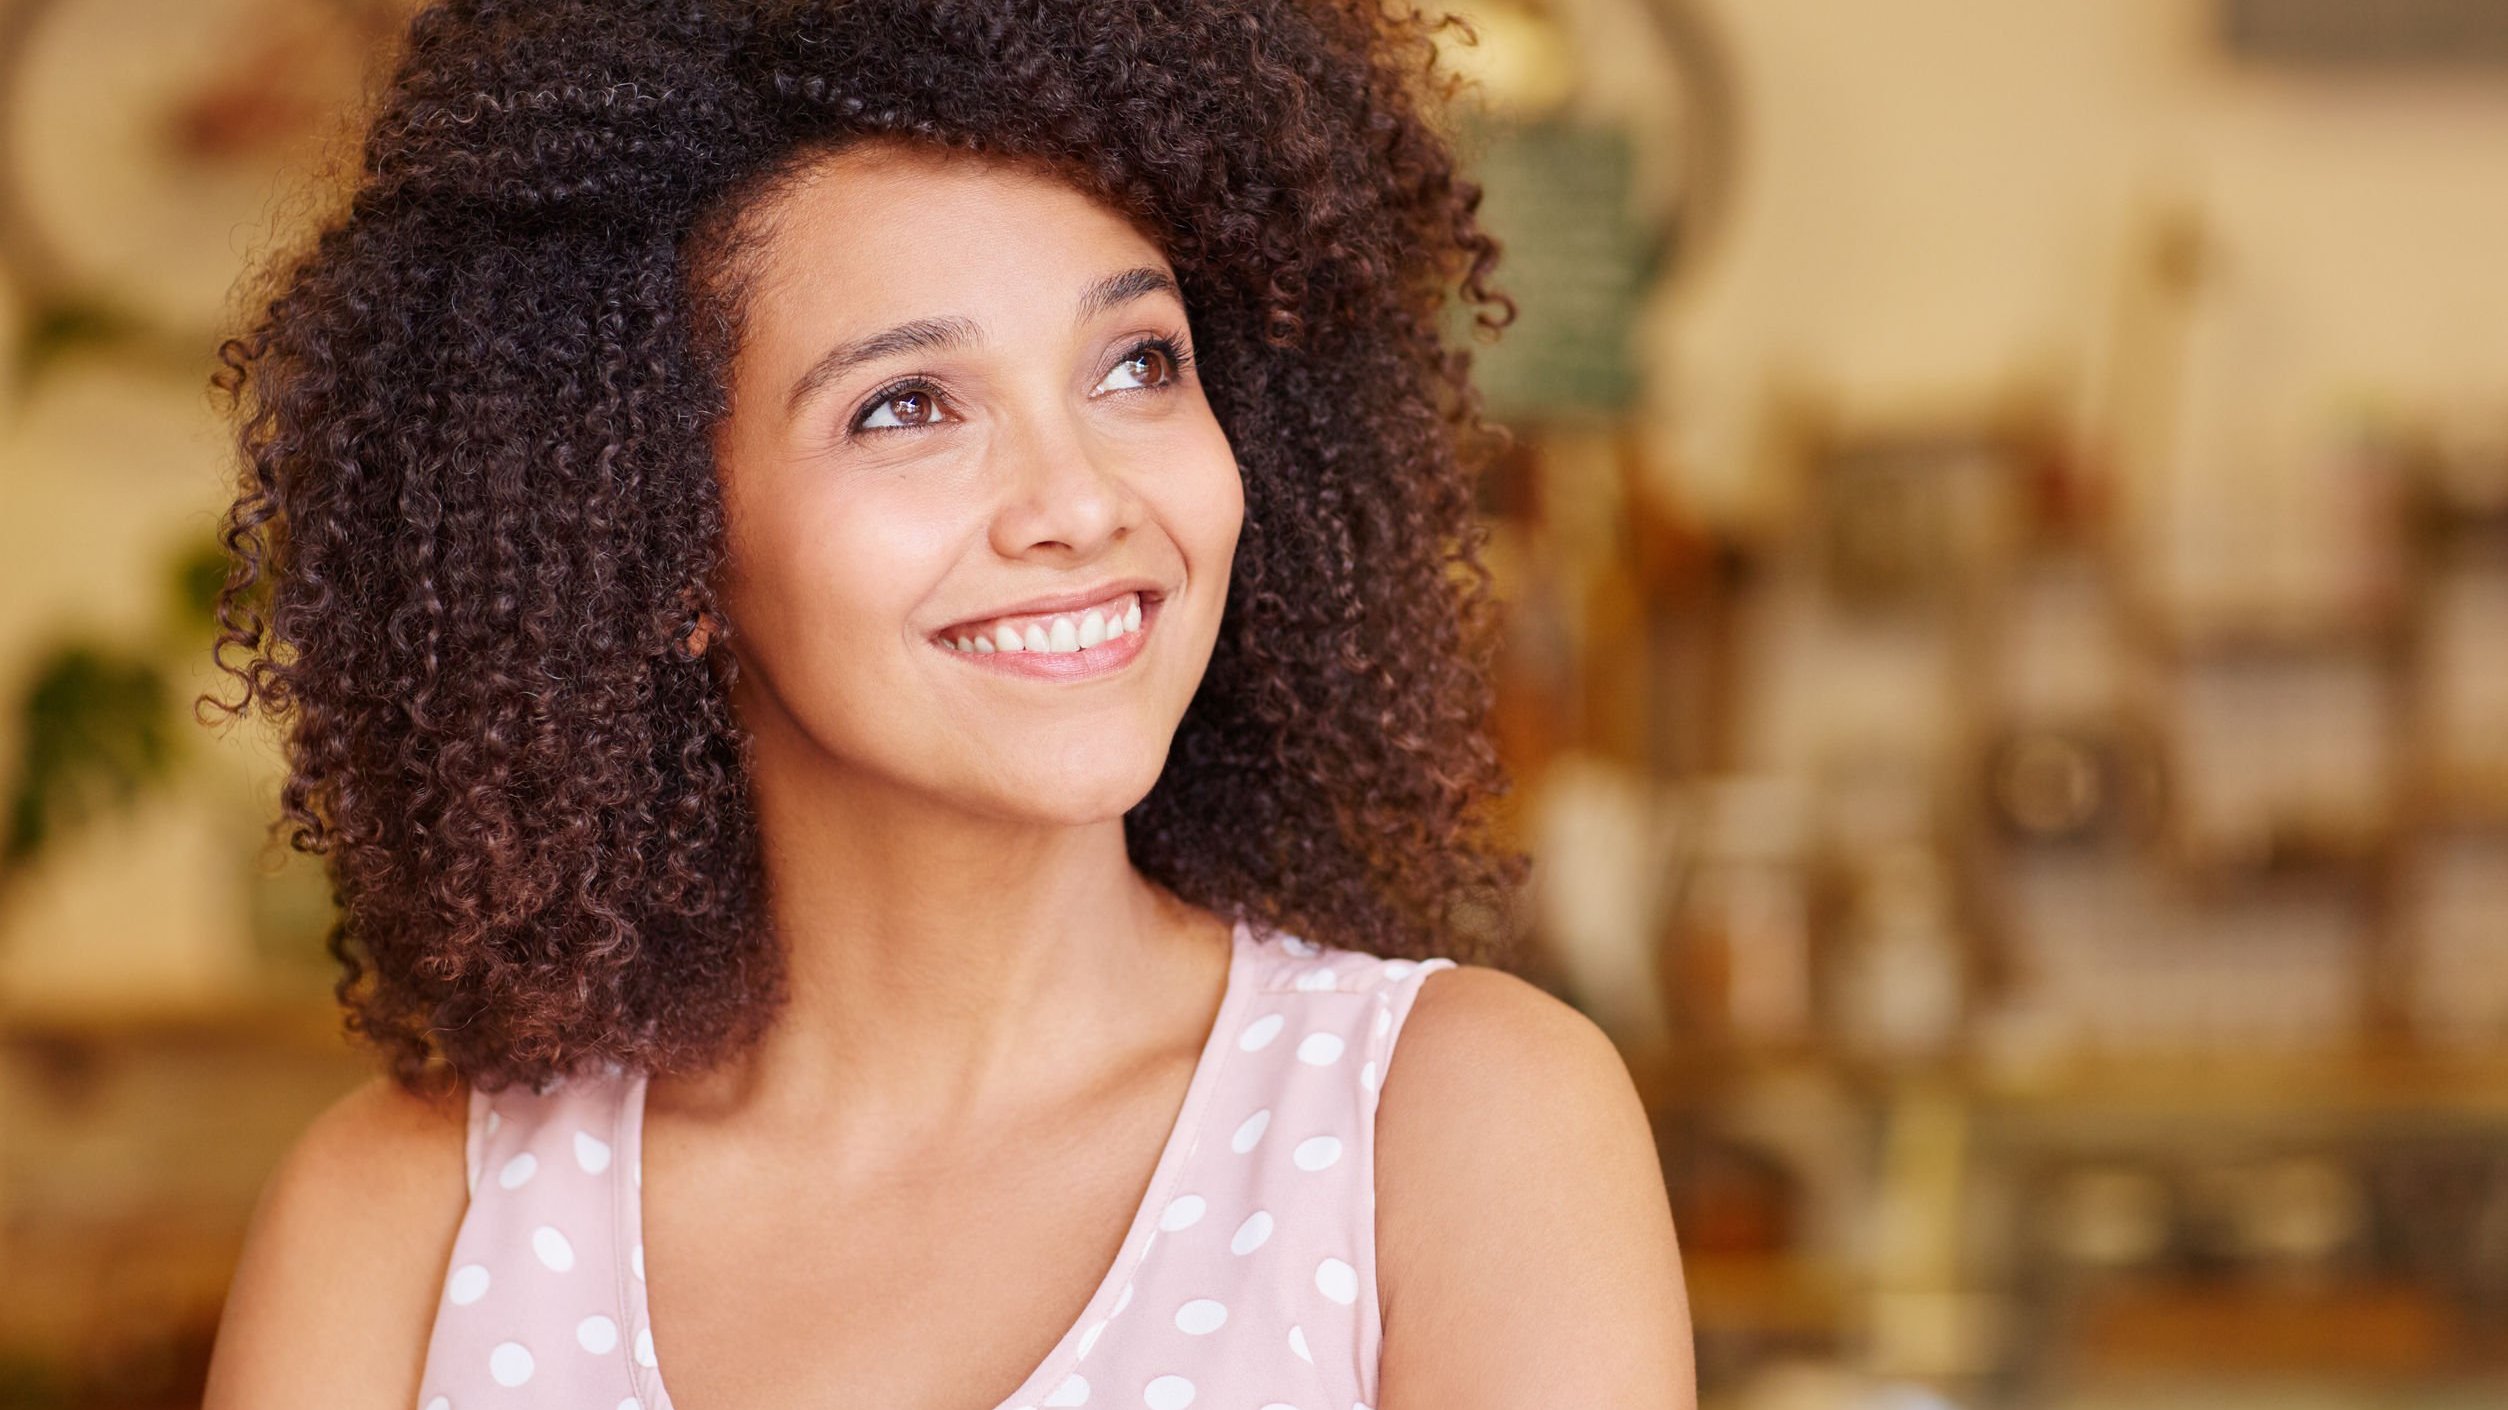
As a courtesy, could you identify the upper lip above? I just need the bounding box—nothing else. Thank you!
[932,577,1166,636]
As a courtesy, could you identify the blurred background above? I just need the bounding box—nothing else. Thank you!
[3,0,2508,1406]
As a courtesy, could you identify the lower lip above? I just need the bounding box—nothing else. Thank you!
[933,597,1159,681]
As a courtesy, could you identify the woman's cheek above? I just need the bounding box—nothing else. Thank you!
[1182,453,1246,567]
[806,479,969,636]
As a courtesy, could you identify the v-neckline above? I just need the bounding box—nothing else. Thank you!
[617,918,1257,1410]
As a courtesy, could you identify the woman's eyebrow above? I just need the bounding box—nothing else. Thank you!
[785,315,978,417]
[1075,265,1181,322]
[783,266,1182,418]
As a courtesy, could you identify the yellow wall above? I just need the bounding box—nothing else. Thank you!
[1643,0,2508,520]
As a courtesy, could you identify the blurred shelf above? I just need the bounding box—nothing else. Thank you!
[2046,1374,2508,1410]
[1632,1042,2508,1124]
[0,979,355,1059]
[2072,1277,2464,1380]
[1625,1043,1841,1109]
[2413,776,2508,831]
[1972,1047,2508,1123]
[2127,598,2403,661]
[2155,826,2393,890]
[1681,1254,1851,1338]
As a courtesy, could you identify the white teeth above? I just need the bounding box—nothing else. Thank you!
[949,592,1150,656]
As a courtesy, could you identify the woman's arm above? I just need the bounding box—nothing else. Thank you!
[201,1073,471,1410]
[1375,966,1698,1409]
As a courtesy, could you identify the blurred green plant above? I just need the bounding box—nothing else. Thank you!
[0,644,173,874]
[0,534,230,897]
[8,294,210,409]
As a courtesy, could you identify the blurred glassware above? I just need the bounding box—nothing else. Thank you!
[1834,843,1967,1065]
[2047,1164,2175,1271]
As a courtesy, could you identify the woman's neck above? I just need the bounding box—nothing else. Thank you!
[648,735,1229,1160]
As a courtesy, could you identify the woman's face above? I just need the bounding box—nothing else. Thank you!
[709,141,1243,825]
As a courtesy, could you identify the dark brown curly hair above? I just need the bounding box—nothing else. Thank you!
[204,0,1526,1097]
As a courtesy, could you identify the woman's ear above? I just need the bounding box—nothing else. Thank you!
[670,580,722,660]
[680,609,721,659]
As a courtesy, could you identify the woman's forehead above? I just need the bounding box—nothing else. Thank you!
[758,141,1147,262]
[738,150,1174,338]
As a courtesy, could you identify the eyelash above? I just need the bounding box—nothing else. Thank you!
[846,334,1198,439]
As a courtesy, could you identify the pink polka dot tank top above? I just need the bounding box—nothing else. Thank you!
[416,918,1456,1409]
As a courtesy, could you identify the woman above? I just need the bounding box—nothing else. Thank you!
[200,1,1693,1406]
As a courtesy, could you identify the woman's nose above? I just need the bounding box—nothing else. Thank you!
[988,408,1128,560]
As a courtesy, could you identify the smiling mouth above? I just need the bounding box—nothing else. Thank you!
[933,588,1156,656]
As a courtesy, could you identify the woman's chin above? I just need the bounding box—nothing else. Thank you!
[958,757,1168,829]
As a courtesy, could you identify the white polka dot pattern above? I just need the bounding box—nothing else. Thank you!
[578,1314,619,1353]
[410,920,1457,1410]
[445,1263,489,1305]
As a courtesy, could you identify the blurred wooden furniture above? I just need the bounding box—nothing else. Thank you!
[0,986,370,1408]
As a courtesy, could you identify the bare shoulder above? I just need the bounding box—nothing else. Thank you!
[1374,963,1697,1410]
[202,1071,472,1410]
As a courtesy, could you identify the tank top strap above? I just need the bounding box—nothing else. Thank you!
[421,1062,646,1405]
[1135,921,1457,1410]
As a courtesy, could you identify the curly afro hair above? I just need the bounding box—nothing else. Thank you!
[205,0,1526,1097]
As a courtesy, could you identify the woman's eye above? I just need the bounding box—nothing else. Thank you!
[1101,340,1184,393]
[855,386,944,434]
[851,341,1188,437]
